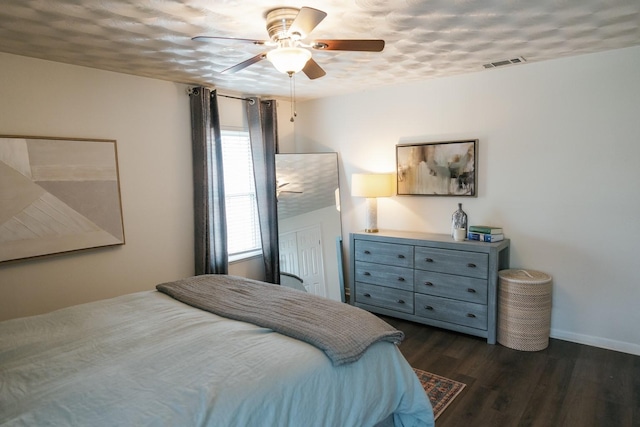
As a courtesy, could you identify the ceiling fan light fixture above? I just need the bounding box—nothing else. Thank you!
[266,47,312,74]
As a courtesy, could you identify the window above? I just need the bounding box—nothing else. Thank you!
[220,129,261,257]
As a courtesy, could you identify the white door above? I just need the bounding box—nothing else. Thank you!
[278,232,299,276]
[296,225,326,297]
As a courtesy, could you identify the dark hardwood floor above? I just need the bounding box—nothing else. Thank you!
[381,316,640,427]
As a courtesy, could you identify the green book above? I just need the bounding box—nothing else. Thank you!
[468,225,503,234]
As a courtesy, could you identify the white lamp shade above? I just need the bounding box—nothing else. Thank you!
[266,47,312,74]
[351,173,394,198]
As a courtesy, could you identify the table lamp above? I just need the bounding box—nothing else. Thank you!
[351,173,393,233]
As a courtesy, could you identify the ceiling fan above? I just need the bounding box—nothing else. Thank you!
[192,6,385,79]
[276,182,303,199]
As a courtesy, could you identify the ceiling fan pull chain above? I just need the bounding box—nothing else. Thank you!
[289,72,297,122]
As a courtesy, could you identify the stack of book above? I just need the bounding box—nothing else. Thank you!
[467,225,504,242]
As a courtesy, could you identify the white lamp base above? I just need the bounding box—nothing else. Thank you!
[364,197,378,233]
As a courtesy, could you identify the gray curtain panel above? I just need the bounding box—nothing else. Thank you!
[247,98,280,283]
[189,87,228,275]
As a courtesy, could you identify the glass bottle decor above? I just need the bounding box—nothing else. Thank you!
[451,203,468,238]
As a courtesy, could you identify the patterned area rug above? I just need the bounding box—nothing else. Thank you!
[413,368,466,420]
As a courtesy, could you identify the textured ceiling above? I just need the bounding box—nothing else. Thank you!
[0,0,639,100]
[276,153,339,220]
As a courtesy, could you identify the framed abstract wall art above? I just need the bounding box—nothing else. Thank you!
[396,139,477,197]
[0,135,125,263]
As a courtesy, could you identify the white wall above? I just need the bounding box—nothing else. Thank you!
[295,46,640,355]
[0,53,195,321]
[0,57,295,321]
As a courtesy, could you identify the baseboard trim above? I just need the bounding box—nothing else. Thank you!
[550,328,640,356]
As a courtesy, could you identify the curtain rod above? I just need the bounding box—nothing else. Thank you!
[186,87,256,105]
[218,94,255,105]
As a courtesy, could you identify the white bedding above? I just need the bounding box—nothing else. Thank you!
[0,290,433,426]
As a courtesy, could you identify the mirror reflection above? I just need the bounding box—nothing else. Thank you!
[276,153,343,301]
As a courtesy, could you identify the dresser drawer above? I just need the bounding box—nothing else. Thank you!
[355,261,414,291]
[355,283,414,314]
[354,240,413,268]
[415,270,487,304]
[415,294,487,330]
[414,246,488,279]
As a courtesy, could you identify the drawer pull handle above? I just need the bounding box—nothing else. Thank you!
[424,258,434,263]
[424,305,434,311]
[466,313,476,318]
[397,277,405,282]
[424,281,434,287]
[363,293,371,298]
[467,263,476,268]
[363,272,371,276]
[397,254,405,259]
[397,299,405,304]
[364,250,371,255]
[467,288,476,293]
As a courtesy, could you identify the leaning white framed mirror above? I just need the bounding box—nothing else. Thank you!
[275,153,343,301]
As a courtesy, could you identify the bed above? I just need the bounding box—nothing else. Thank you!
[0,275,434,426]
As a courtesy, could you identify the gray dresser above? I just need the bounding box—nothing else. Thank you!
[350,230,510,344]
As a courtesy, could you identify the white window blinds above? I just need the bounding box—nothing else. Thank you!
[220,130,260,256]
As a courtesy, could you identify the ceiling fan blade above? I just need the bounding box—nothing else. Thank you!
[192,35,267,46]
[312,39,385,52]
[289,7,327,37]
[221,53,267,74]
[302,58,326,80]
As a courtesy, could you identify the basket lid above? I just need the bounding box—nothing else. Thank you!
[498,269,552,284]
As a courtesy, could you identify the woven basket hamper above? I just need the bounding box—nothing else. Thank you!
[497,269,552,351]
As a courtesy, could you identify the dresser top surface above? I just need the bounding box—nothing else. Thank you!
[351,229,509,253]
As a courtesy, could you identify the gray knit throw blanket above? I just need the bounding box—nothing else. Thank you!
[156,274,404,365]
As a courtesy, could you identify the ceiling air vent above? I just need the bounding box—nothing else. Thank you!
[483,56,526,69]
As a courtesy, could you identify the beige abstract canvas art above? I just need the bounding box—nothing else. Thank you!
[0,136,125,263]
